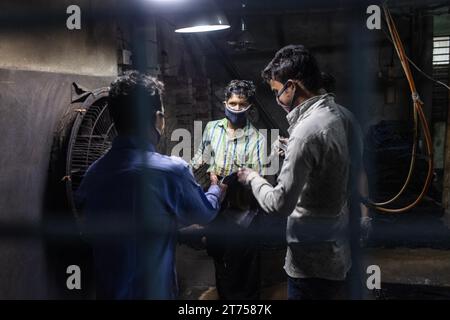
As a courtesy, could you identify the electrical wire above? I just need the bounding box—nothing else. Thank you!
[407,57,450,91]
[381,26,450,91]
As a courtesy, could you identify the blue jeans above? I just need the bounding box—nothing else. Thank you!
[288,276,347,300]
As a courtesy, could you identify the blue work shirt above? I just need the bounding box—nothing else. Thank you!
[75,135,221,299]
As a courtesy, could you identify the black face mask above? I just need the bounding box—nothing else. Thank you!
[225,105,250,126]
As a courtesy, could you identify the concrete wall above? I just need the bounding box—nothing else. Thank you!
[0,0,117,298]
[0,0,117,76]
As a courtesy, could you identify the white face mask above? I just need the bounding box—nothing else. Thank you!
[275,81,296,113]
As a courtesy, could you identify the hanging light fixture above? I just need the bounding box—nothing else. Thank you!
[227,1,255,51]
[174,0,230,33]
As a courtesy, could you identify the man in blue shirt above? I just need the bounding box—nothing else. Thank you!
[76,71,225,299]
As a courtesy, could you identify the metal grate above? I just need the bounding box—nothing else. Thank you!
[66,92,118,216]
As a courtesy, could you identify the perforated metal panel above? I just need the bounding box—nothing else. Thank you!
[65,88,117,216]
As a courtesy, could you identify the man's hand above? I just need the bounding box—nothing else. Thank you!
[237,167,258,185]
[210,173,219,185]
[209,172,227,203]
[277,137,289,158]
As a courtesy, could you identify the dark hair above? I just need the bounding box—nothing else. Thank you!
[108,70,164,134]
[261,44,322,93]
[224,80,256,105]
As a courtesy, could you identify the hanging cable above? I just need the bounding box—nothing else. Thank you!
[365,5,434,213]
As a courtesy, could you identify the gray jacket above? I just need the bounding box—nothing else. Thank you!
[247,93,362,280]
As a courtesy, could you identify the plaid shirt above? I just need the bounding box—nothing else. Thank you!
[191,118,266,177]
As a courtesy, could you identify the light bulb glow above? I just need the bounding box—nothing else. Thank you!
[175,25,230,33]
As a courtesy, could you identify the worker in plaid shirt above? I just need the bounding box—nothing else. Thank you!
[190,80,266,299]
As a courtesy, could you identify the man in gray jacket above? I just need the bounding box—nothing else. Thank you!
[237,45,365,299]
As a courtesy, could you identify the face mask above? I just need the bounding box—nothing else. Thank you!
[276,81,297,113]
[225,105,250,126]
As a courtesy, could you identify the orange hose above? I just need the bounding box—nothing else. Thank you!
[366,5,434,213]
